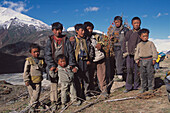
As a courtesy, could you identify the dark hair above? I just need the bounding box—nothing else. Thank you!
[56,54,66,63]
[84,21,94,29]
[74,24,85,31]
[138,28,150,36]
[131,17,141,24]
[114,16,123,23]
[29,43,40,53]
[51,22,63,31]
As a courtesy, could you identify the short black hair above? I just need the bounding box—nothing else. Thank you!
[74,24,85,31]
[29,43,40,53]
[114,16,123,23]
[138,28,150,36]
[51,22,63,31]
[56,54,66,63]
[84,21,94,29]
[131,17,141,24]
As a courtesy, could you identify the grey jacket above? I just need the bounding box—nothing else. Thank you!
[58,65,74,83]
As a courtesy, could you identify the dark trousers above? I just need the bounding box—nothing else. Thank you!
[125,55,140,90]
[75,60,90,98]
[105,56,115,93]
[140,58,154,90]
[114,46,124,75]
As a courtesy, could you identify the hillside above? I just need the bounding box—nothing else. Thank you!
[0,58,170,112]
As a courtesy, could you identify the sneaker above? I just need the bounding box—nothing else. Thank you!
[72,100,81,106]
[101,92,109,99]
[139,89,146,94]
[114,75,123,82]
[148,89,154,93]
[124,89,130,93]
[85,96,91,100]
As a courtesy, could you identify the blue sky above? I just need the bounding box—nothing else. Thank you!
[0,0,170,40]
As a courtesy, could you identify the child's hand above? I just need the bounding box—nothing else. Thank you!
[153,60,156,65]
[55,68,58,72]
[87,61,91,65]
[50,67,56,71]
[95,43,101,50]
[72,67,78,73]
[25,81,29,86]
[136,60,140,66]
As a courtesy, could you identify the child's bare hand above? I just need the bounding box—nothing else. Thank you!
[153,60,156,65]
[72,68,78,73]
[86,61,91,65]
[110,36,114,39]
[95,43,101,50]
[50,67,56,71]
[55,68,58,72]
[136,60,140,65]
[25,81,29,86]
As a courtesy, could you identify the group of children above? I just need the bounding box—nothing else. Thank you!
[23,16,158,111]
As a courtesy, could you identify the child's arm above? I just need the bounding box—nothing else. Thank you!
[151,42,158,65]
[23,60,30,86]
[72,66,78,73]
[134,44,140,65]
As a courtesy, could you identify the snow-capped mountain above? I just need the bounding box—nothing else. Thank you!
[0,7,50,31]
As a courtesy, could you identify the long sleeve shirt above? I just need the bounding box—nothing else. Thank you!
[122,30,141,55]
[134,40,158,61]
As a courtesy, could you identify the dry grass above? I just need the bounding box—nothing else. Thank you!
[0,58,170,113]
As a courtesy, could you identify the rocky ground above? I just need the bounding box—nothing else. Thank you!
[0,58,170,113]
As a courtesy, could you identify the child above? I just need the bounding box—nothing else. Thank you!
[44,22,76,106]
[84,21,108,98]
[112,16,129,81]
[134,28,158,93]
[23,44,45,110]
[57,54,81,108]
[70,24,94,100]
[123,17,141,93]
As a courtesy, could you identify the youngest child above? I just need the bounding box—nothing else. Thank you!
[23,44,45,110]
[57,54,81,108]
[134,28,158,93]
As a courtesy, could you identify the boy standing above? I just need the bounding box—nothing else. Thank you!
[57,54,81,108]
[84,21,108,97]
[23,44,44,110]
[134,28,158,93]
[70,24,94,100]
[44,22,76,105]
[123,17,141,93]
[112,16,129,81]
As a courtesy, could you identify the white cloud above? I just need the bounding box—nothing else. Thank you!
[142,15,148,18]
[156,13,161,18]
[2,0,32,13]
[84,7,99,12]
[164,13,168,15]
[150,38,170,52]
[168,36,170,38]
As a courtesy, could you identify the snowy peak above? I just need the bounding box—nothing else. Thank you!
[0,7,50,31]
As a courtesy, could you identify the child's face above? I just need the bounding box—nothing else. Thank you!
[140,33,149,42]
[114,20,122,28]
[76,28,84,38]
[58,58,67,68]
[132,19,141,30]
[52,29,62,37]
[31,48,40,58]
[86,26,93,36]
